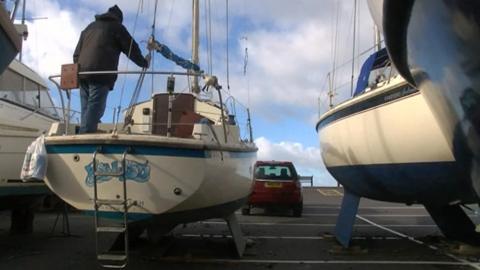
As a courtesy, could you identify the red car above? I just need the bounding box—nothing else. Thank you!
[242,161,303,217]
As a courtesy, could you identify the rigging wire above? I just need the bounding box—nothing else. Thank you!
[327,41,381,80]
[330,0,340,105]
[164,0,176,73]
[151,0,158,36]
[356,0,361,73]
[350,0,357,96]
[208,0,213,74]
[203,0,213,74]
[225,0,230,91]
[166,0,175,34]
[114,0,143,128]
[150,0,159,96]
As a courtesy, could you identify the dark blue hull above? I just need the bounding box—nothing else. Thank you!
[327,161,478,205]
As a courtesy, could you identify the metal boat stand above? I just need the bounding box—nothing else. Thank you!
[49,202,71,237]
[224,213,246,257]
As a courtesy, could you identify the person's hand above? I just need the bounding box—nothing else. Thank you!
[143,54,151,68]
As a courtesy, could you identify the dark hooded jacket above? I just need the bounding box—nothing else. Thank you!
[73,5,148,89]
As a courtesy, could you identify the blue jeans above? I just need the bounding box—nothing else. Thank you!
[79,81,110,133]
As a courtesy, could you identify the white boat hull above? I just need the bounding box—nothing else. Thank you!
[317,77,479,204]
[0,99,57,181]
[44,135,256,222]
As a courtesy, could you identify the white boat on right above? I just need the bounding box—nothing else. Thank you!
[317,45,480,246]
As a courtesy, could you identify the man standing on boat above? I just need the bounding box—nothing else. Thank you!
[73,5,149,133]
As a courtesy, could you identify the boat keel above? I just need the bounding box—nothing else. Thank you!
[425,204,480,246]
[334,189,360,247]
[224,213,246,257]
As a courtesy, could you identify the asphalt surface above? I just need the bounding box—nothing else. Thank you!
[1,187,479,270]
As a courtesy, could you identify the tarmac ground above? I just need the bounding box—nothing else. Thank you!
[1,187,479,270]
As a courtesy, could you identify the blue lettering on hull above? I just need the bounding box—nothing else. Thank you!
[84,160,150,187]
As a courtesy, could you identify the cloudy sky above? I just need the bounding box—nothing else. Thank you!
[10,0,376,186]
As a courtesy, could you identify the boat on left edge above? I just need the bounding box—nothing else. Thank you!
[0,2,21,73]
[0,2,61,234]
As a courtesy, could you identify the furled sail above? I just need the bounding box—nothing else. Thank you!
[148,38,201,72]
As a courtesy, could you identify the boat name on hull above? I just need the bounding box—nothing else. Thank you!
[84,160,150,186]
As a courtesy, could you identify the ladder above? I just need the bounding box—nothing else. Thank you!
[92,148,130,269]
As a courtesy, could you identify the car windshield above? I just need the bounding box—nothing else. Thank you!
[255,165,295,180]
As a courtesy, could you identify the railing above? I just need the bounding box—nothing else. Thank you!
[48,70,254,143]
[299,176,313,187]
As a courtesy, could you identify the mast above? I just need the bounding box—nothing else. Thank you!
[19,0,26,62]
[191,0,200,93]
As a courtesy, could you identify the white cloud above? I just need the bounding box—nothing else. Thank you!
[21,0,81,78]
[255,137,337,186]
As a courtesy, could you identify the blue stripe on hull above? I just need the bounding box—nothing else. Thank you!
[327,161,478,205]
[84,210,152,221]
[46,144,206,158]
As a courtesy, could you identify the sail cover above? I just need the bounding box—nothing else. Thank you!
[153,42,201,72]
[353,48,389,96]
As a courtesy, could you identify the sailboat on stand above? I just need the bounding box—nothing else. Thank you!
[316,3,480,247]
[44,1,257,267]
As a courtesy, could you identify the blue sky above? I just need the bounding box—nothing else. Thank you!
[14,0,376,186]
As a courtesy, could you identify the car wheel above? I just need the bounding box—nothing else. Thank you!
[241,206,250,215]
[293,204,302,217]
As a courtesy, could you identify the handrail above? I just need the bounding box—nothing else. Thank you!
[48,70,203,135]
[49,70,202,78]
[47,69,253,143]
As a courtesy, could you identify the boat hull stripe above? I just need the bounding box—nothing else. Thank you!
[316,86,418,130]
[46,144,206,158]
